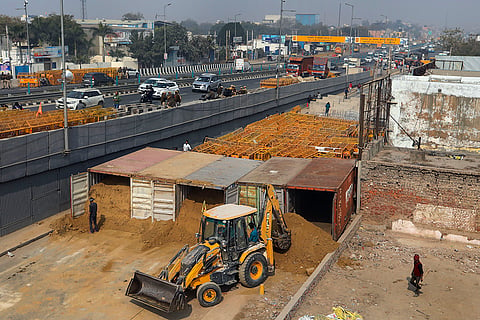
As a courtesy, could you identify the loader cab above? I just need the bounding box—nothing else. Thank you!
[201,204,258,261]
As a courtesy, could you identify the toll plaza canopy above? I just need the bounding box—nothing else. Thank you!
[136,152,223,183]
[237,157,311,187]
[288,158,356,191]
[88,147,181,177]
[180,157,262,190]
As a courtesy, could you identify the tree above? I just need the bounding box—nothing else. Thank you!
[109,48,126,61]
[439,28,464,54]
[122,12,144,21]
[29,15,90,62]
[93,23,116,62]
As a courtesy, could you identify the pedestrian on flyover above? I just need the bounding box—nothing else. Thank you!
[183,140,191,152]
[160,92,167,106]
[6,73,12,88]
[325,101,331,116]
[89,197,99,233]
[113,91,121,109]
[0,72,6,89]
[344,87,349,99]
[174,90,181,106]
[167,92,176,108]
[410,254,424,296]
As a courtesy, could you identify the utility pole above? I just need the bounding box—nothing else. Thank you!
[60,0,69,152]
[24,0,31,69]
[337,2,341,36]
[81,0,87,21]
[345,2,354,90]
[163,3,172,66]
[276,0,285,101]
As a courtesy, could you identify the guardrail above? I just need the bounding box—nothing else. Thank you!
[0,70,279,105]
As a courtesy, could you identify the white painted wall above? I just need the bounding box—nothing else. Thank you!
[390,75,480,151]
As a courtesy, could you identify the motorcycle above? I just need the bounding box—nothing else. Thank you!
[140,91,153,103]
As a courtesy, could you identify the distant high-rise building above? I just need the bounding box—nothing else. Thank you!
[296,14,320,26]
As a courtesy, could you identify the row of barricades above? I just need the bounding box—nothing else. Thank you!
[17,67,121,87]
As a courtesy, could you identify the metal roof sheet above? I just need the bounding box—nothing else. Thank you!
[180,157,262,189]
[237,157,312,187]
[287,158,356,191]
[203,204,257,220]
[136,152,223,182]
[88,147,181,177]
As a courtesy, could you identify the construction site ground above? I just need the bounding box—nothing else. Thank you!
[292,225,480,320]
[0,178,338,320]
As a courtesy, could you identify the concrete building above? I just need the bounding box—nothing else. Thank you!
[295,14,320,26]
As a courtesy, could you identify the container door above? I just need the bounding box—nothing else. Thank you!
[152,182,175,221]
[71,172,88,218]
[331,193,338,240]
[225,185,238,204]
[238,185,259,209]
[274,188,285,213]
[131,178,153,219]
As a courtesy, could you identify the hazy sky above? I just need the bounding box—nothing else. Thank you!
[3,0,479,31]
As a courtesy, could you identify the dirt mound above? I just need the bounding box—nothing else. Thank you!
[275,212,339,274]
[50,179,223,250]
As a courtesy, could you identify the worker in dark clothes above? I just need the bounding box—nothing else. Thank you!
[89,198,99,233]
[410,254,424,296]
[248,222,259,243]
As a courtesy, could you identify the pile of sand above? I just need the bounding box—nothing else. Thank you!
[275,212,339,274]
[50,178,223,250]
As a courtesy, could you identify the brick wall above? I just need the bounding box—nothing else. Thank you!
[360,160,480,232]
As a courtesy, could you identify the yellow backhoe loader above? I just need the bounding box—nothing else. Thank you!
[125,184,291,312]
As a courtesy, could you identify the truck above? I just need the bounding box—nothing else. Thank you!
[308,57,330,79]
[125,184,292,312]
[348,57,361,67]
[235,58,251,72]
[286,56,314,77]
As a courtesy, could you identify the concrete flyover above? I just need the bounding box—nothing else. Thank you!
[0,71,372,236]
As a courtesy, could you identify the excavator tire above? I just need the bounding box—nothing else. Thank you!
[197,282,222,307]
[239,252,268,288]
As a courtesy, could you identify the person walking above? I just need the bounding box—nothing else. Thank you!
[0,73,5,89]
[344,87,349,99]
[174,91,181,106]
[325,101,331,116]
[183,140,191,152]
[167,92,176,108]
[113,91,121,109]
[89,198,99,233]
[410,254,424,296]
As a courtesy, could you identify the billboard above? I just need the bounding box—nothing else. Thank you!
[354,37,401,45]
[33,46,69,58]
[292,35,346,43]
[261,35,286,44]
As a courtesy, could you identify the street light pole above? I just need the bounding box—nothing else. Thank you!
[345,2,353,90]
[60,0,69,152]
[276,0,285,101]
[163,3,172,66]
[234,13,241,38]
[23,0,31,68]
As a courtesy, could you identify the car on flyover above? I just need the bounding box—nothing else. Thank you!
[138,77,167,93]
[55,88,104,110]
[82,72,114,87]
[152,81,179,99]
[192,73,222,92]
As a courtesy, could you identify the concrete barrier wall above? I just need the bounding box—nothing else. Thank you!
[0,72,371,236]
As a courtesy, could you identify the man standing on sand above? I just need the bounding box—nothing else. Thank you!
[183,140,191,152]
[410,254,424,296]
[89,198,99,233]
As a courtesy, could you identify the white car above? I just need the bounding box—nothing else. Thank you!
[152,81,179,99]
[56,88,104,110]
[138,77,167,93]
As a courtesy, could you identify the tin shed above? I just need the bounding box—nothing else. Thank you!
[71,148,181,219]
[236,157,312,213]
[133,152,223,221]
[179,157,262,204]
[287,158,357,240]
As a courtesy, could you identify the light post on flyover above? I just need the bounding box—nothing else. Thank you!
[164,3,172,65]
[60,0,69,152]
[345,2,354,92]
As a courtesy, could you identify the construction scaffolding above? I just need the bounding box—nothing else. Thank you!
[194,109,359,160]
[0,107,117,139]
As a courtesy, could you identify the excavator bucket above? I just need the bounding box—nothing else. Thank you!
[126,271,186,313]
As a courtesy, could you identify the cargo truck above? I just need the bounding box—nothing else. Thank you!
[308,57,330,79]
[235,58,251,72]
[286,56,314,77]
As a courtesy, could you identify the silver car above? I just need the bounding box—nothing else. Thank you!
[192,73,221,92]
[56,88,104,110]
